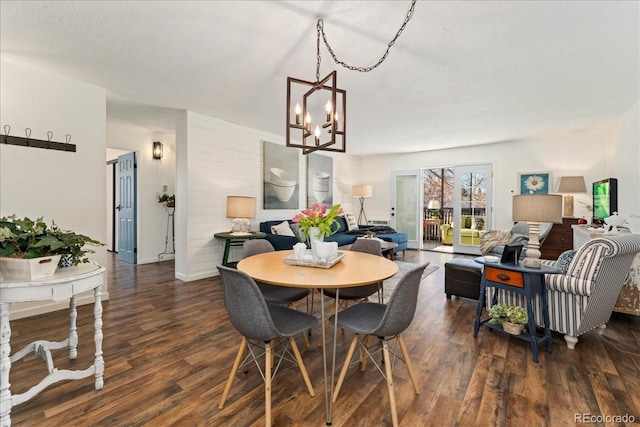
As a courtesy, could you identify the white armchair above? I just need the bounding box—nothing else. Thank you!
[487,234,640,349]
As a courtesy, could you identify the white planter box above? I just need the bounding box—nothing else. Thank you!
[0,255,62,280]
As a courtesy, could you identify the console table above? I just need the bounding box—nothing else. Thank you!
[573,225,640,316]
[0,263,106,426]
[214,231,266,267]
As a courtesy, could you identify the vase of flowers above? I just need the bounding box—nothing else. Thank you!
[488,303,528,335]
[292,203,343,260]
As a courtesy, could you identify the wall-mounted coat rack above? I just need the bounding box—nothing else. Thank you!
[2,125,76,153]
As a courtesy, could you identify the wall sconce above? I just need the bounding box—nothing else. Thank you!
[153,141,163,160]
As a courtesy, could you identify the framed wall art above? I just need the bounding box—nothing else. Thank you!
[263,141,299,209]
[306,153,333,207]
[518,172,550,195]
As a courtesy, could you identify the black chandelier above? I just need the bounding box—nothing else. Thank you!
[286,1,417,155]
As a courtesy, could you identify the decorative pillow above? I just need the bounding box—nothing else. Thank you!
[555,249,576,274]
[474,217,485,230]
[344,212,359,231]
[289,223,306,242]
[271,220,295,237]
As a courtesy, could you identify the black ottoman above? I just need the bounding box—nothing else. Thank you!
[444,258,482,300]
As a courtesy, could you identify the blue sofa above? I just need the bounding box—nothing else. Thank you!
[259,216,409,256]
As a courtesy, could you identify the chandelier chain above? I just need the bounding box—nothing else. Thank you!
[317,0,416,75]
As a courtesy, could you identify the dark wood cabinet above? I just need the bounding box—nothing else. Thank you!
[540,217,579,260]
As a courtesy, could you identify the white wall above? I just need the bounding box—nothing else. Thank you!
[106,124,176,263]
[174,111,361,281]
[360,110,638,231]
[0,58,108,319]
[611,101,640,217]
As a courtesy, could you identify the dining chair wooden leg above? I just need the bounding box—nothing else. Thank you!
[218,337,247,409]
[288,337,315,397]
[360,335,371,372]
[397,334,420,394]
[301,331,310,348]
[333,333,359,403]
[382,339,399,427]
[265,341,272,427]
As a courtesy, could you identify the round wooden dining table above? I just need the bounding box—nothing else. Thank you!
[237,249,398,426]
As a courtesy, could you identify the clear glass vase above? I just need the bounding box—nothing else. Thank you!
[308,227,325,261]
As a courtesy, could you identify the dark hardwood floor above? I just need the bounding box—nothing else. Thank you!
[7,250,640,426]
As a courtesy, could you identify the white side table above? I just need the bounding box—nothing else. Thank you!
[0,262,106,426]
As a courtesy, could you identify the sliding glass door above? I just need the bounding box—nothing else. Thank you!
[452,164,492,255]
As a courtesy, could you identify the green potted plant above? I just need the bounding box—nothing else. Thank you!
[50,222,104,267]
[0,215,103,279]
[488,303,528,335]
[158,194,175,208]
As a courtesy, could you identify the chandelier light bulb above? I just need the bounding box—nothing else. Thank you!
[295,103,302,125]
[305,112,311,131]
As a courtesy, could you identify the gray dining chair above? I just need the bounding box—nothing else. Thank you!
[243,239,310,306]
[329,262,429,427]
[322,238,384,303]
[216,265,317,427]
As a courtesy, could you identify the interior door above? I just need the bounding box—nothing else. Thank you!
[117,152,137,264]
[452,164,492,255]
[391,170,422,249]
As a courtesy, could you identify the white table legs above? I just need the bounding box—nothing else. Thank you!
[0,284,104,426]
[0,302,12,427]
[94,284,104,390]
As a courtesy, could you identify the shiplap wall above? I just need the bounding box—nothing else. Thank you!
[175,111,361,281]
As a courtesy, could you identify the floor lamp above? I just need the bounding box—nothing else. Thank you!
[352,185,372,225]
[512,194,562,268]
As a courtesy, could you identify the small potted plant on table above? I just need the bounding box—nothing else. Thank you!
[158,194,175,208]
[488,303,528,335]
[0,215,103,279]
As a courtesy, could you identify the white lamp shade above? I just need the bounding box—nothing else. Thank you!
[427,200,440,210]
[557,176,587,193]
[352,185,373,198]
[226,196,256,219]
[512,194,563,223]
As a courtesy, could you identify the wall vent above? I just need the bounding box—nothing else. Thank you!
[369,219,390,225]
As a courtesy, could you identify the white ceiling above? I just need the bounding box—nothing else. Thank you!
[1,1,638,156]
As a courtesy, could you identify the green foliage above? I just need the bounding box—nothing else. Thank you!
[488,303,528,326]
[292,203,343,240]
[158,194,175,205]
[0,215,103,265]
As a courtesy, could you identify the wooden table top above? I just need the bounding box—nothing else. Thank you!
[237,250,399,289]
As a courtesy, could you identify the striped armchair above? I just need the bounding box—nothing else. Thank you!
[487,234,640,349]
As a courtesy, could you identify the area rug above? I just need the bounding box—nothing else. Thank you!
[369,261,438,302]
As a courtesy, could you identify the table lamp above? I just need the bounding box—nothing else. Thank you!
[512,194,562,268]
[427,200,440,218]
[557,176,587,217]
[226,196,256,235]
[352,184,373,225]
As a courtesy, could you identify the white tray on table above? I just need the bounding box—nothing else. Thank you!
[283,251,345,269]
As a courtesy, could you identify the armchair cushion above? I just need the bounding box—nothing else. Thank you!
[546,274,593,297]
